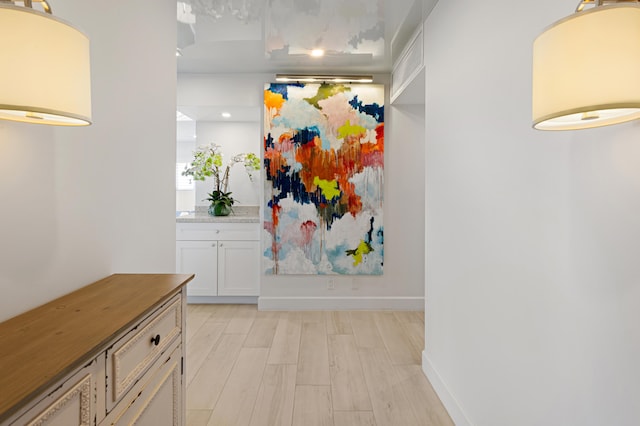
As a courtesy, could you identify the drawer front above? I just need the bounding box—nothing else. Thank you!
[106,295,181,410]
[25,375,93,426]
[10,360,97,426]
[107,344,181,426]
[176,223,259,241]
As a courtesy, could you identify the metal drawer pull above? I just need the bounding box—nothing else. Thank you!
[150,334,161,346]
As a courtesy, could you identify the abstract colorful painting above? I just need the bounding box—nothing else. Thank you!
[263,83,384,275]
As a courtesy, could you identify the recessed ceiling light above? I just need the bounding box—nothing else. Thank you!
[221,112,231,118]
[176,48,182,57]
[310,49,325,57]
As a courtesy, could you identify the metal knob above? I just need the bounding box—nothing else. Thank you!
[151,334,160,346]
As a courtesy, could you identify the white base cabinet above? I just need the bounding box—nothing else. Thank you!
[176,223,260,298]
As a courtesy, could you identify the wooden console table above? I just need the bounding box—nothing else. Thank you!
[0,273,194,425]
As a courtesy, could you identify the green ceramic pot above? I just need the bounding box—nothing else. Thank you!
[208,203,231,216]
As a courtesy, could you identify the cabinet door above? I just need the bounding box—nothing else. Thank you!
[176,241,218,296]
[217,240,260,296]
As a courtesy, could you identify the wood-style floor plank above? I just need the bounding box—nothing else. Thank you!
[401,320,426,357]
[301,310,326,323]
[224,304,258,334]
[244,312,279,348]
[207,347,269,425]
[328,334,372,411]
[296,322,330,385]
[333,411,377,426]
[186,319,227,386]
[186,409,212,426]
[206,304,237,321]
[349,311,385,349]
[395,365,455,426]
[393,311,424,325]
[325,311,353,335]
[187,333,246,409]
[249,364,297,426]
[374,312,421,365]
[291,385,333,426]
[186,305,214,342]
[267,312,302,365]
[358,347,421,426]
[393,311,426,357]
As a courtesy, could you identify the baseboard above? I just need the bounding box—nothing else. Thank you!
[258,296,424,310]
[187,296,258,304]
[422,351,473,426]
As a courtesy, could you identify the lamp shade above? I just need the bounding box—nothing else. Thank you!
[0,5,91,126]
[532,4,640,130]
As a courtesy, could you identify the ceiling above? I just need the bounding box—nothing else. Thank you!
[177,0,437,74]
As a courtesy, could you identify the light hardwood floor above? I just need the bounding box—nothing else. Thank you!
[186,304,453,426]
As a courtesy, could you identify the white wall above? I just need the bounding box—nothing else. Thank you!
[0,0,176,322]
[423,0,640,425]
[260,77,427,310]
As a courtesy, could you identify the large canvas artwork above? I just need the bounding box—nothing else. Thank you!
[263,83,384,275]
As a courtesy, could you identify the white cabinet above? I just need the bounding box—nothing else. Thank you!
[176,223,260,298]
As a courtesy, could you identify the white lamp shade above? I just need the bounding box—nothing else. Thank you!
[532,5,640,131]
[0,5,91,126]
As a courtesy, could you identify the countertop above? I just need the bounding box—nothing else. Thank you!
[0,273,194,423]
[176,205,260,223]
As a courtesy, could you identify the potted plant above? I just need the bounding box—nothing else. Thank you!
[182,143,260,216]
[205,190,234,216]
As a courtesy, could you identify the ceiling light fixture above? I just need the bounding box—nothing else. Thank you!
[0,0,92,126]
[532,0,640,131]
[221,112,231,118]
[275,74,374,84]
[310,49,325,58]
